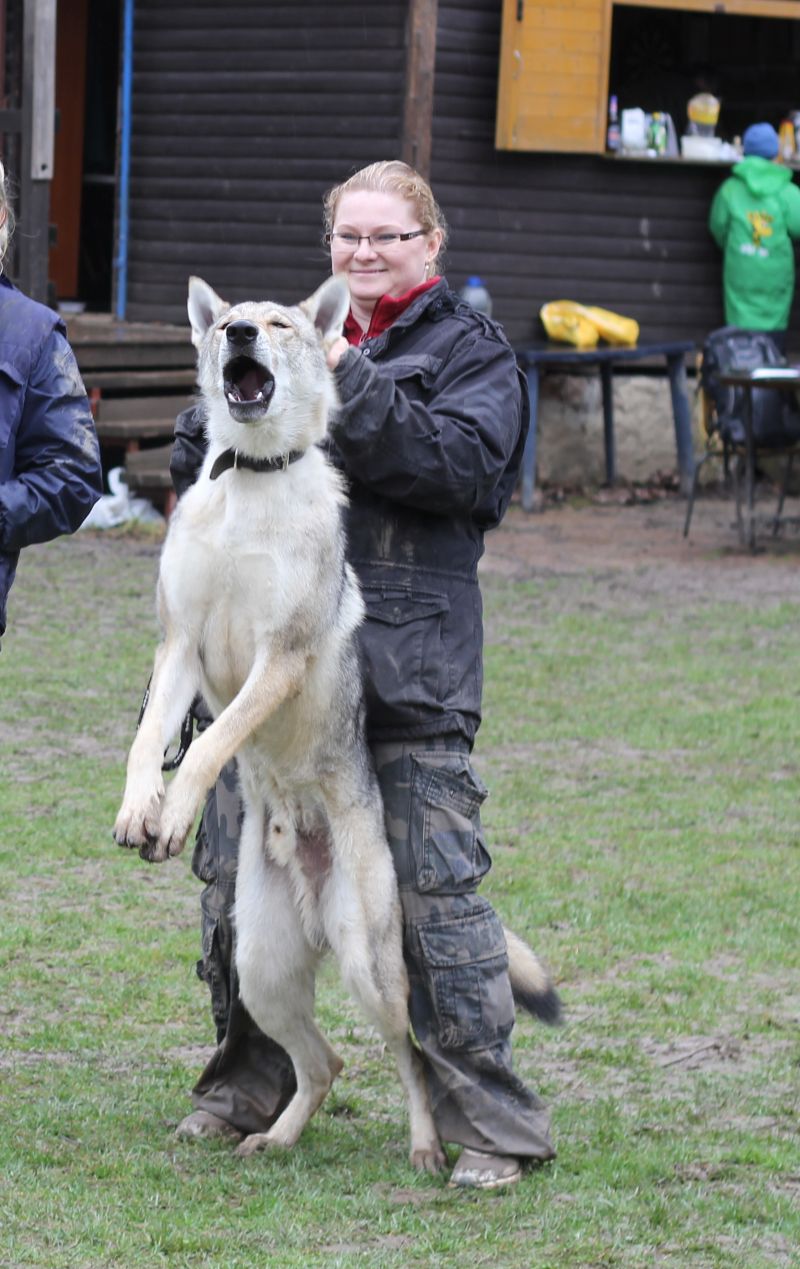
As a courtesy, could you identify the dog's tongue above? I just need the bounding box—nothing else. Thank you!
[236,367,265,401]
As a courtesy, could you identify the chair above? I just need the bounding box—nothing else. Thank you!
[684,327,800,541]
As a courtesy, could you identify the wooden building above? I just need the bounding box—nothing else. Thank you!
[6,0,800,347]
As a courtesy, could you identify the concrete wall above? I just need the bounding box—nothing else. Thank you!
[535,372,701,487]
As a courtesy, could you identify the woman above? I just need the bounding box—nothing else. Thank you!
[171,161,556,1189]
[0,161,103,645]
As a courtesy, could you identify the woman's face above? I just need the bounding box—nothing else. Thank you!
[329,189,442,312]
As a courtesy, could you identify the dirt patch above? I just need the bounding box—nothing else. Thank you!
[481,490,800,610]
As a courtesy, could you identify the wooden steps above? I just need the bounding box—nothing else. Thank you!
[65,313,196,516]
[124,443,176,518]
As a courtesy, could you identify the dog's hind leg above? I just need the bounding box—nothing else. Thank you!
[233,809,343,1157]
[323,801,445,1174]
[359,977,445,1176]
[236,986,343,1158]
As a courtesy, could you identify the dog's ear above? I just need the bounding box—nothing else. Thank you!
[187,276,230,347]
[300,274,350,344]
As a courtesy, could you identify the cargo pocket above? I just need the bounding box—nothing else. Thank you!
[191,816,218,885]
[198,908,234,1041]
[417,903,514,1050]
[379,353,442,394]
[409,750,490,893]
[361,588,450,715]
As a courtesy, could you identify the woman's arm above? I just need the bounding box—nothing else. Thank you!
[170,404,208,497]
[330,326,527,518]
[0,331,102,551]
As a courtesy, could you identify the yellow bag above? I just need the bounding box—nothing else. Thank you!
[583,305,639,346]
[540,300,639,348]
[540,301,598,348]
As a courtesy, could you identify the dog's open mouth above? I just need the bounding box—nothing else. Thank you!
[223,356,276,413]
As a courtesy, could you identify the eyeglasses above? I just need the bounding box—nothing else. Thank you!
[326,230,427,250]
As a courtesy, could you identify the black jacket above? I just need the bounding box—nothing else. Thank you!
[171,279,528,743]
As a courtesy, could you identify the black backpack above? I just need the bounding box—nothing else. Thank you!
[700,326,800,448]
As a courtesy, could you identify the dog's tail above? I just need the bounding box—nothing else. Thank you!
[504,926,562,1025]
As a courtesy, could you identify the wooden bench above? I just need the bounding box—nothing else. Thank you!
[89,391,192,451]
[67,313,197,463]
[124,442,177,518]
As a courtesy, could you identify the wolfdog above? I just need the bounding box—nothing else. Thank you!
[114,274,558,1171]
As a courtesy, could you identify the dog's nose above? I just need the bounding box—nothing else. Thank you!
[226,320,259,347]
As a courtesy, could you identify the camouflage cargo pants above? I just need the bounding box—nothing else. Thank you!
[189,736,554,1159]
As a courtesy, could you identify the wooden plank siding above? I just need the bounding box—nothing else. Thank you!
[124,0,798,347]
[431,0,764,345]
[125,0,409,324]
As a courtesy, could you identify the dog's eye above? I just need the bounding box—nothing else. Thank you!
[269,319,292,330]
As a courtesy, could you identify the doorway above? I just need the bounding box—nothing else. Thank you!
[49,0,120,310]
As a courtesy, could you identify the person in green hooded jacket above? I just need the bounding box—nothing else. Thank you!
[709,121,800,347]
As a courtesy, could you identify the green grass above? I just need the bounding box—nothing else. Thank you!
[0,522,798,1267]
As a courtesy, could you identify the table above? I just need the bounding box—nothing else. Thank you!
[514,340,697,511]
[716,367,800,551]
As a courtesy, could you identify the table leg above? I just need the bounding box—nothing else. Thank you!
[666,353,696,496]
[742,385,756,552]
[521,366,539,512]
[600,362,615,484]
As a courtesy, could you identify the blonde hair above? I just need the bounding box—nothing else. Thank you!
[323,160,448,262]
[0,161,14,269]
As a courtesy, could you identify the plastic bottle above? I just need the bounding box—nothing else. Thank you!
[779,117,796,162]
[607,94,621,153]
[648,111,667,155]
[459,276,493,316]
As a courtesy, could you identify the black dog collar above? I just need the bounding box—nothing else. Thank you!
[209,448,305,481]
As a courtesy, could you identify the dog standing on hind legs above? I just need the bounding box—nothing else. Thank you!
[114,271,443,1171]
[114,271,560,1177]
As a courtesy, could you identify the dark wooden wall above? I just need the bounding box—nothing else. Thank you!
[126,0,798,347]
[126,0,408,324]
[431,0,732,347]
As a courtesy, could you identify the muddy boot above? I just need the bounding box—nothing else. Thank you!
[175,1110,243,1142]
[448,1148,522,1190]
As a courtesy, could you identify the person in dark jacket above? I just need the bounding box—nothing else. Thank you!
[0,162,103,643]
[170,161,556,1189]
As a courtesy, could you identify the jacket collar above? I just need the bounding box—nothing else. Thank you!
[345,277,451,346]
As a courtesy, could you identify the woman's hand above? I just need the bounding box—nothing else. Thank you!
[326,336,349,370]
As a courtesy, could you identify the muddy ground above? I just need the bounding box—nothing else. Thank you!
[481,485,800,607]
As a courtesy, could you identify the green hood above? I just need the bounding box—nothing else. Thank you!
[731,156,793,198]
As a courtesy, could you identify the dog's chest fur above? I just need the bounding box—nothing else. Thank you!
[161,456,345,703]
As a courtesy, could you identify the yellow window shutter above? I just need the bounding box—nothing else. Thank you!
[496,0,612,153]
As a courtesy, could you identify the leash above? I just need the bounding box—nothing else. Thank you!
[209,448,305,480]
[137,677,195,772]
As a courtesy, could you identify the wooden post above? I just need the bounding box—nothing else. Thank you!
[18,0,55,302]
[401,0,438,178]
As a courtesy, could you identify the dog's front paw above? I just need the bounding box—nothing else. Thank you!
[113,781,164,854]
[137,832,172,864]
[151,778,201,860]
